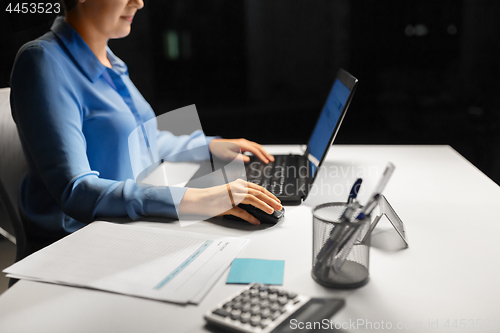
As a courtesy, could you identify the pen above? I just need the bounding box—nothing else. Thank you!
[356,163,395,220]
[356,193,380,220]
[315,163,396,277]
[339,201,360,223]
[373,163,395,197]
[347,178,363,204]
[314,221,363,275]
[363,193,381,216]
[315,201,361,274]
[315,203,357,261]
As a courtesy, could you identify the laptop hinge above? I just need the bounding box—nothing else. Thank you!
[307,154,319,167]
[299,164,311,201]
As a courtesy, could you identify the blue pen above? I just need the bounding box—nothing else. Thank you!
[347,178,363,204]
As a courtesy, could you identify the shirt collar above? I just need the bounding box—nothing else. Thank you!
[51,17,128,82]
[106,47,128,76]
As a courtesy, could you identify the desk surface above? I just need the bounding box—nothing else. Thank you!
[1,145,500,333]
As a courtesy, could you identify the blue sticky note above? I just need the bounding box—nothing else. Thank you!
[226,258,285,285]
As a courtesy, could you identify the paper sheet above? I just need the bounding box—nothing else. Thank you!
[4,222,248,304]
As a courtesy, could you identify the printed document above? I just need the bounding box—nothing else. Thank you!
[4,222,248,304]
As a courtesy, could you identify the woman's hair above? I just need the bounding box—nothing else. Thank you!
[61,0,78,13]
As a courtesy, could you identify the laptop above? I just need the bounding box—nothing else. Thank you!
[244,68,358,205]
[186,68,358,205]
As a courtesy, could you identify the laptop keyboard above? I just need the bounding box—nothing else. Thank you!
[245,155,305,196]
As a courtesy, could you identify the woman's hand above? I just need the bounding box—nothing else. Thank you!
[178,179,282,225]
[209,138,275,164]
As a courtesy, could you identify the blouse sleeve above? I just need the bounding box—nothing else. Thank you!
[156,129,219,162]
[10,44,186,222]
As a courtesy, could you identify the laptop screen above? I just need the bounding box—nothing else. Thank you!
[307,77,352,178]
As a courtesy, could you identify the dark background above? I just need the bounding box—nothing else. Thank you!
[1,0,499,184]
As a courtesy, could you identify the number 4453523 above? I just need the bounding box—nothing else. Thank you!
[6,2,61,14]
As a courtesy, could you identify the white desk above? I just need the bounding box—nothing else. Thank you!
[1,145,500,333]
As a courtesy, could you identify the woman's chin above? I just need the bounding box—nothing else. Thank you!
[112,27,132,39]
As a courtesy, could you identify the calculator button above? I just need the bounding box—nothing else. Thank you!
[260,300,270,308]
[223,301,234,309]
[212,308,230,318]
[287,293,298,299]
[231,309,242,320]
[232,302,243,310]
[250,315,262,327]
[241,310,251,316]
[260,308,272,319]
[242,296,251,303]
[268,294,278,302]
[259,291,269,299]
[250,297,260,305]
[252,284,264,290]
[270,303,280,312]
[250,305,261,315]
[242,303,252,312]
[233,295,244,302]
[278,290,288,297]
[240,312,251,323]
[258,285,269,292]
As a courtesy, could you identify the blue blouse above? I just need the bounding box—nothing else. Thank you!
[10,17,214,237]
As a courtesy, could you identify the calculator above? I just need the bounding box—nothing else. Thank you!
[204,283,345,333]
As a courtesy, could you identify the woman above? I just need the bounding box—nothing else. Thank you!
[9,0,281,242]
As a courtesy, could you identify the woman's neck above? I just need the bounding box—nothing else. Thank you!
[64,14,112,68]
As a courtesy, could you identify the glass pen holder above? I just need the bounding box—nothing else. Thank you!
[312,202,371,289]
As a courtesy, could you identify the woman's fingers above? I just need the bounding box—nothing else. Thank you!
[246,189,281,212]
[180,180,281,226]
[210,138,274,164]
[246,182,281,208]
[243,141,274,164]
[251,143,275,162]
[247,148,269,164]
[234,153,250,163]
[230,180,280,204]
[212,178,282,225]
[231,184,282,214]
[226,207,261,225]
[236,193,274,214]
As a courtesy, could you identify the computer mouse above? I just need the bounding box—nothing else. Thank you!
[224,204,285,224]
